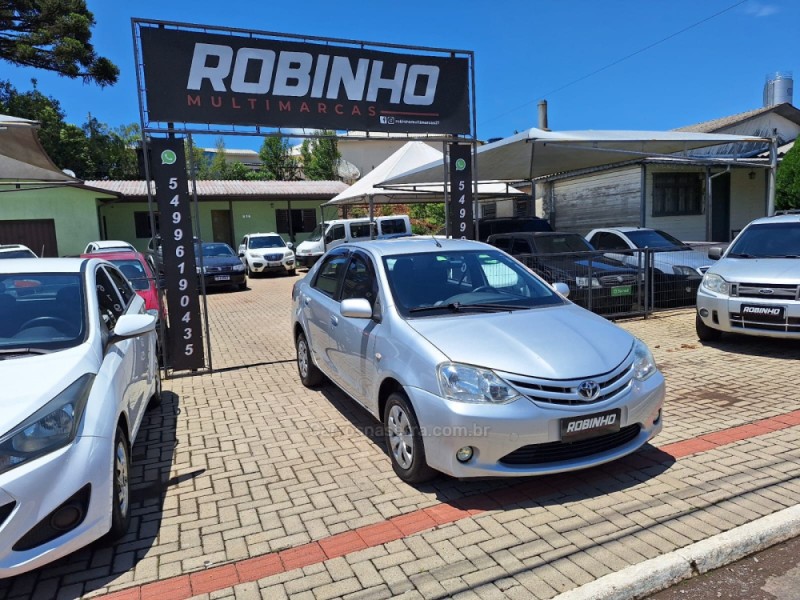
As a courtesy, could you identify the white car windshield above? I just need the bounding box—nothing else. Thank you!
[0,273,86,353]
[727,222,800,258]
[625,229,687,250]
[383,249,564,317]
[249,236,285,249]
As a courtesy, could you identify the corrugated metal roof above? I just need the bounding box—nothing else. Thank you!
[675,103,800,133]
[83,179,347,198]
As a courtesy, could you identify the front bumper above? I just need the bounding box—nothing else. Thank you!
[697,287,800,339]
[0,434,113,577]
[405,372,664,478]
[250,256,295,274]
[297,254,322,268]
[200,272,246,288]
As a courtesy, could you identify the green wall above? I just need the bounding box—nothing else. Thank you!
[0,185,104,256]
[100,198,328,251]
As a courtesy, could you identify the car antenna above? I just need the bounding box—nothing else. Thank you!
[431,234,442,248]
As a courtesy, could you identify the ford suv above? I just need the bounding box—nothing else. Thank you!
[696,212,800,341]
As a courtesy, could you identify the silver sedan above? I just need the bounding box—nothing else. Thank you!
[291,238,664,483]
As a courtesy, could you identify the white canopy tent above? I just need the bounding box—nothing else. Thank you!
[325,141,524,208]
[380,128,770,185]
[0,114,76,182]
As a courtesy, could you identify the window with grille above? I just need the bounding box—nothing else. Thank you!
[134,212,160,238]
[276,208,317,233]
[482,202,497,218]
[514,199,531,217]
[652,173,703,217]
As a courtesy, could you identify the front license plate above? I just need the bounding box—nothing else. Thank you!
[214,275,230,281]
[611,285,632,297]
[740,304,785,322]
[268,261,282,267]
[560,409,621,442]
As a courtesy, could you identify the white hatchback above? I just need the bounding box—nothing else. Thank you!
[0,258,160,576]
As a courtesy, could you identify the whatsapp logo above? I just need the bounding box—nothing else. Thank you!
[455,158,467,171]
[161,149,177,165]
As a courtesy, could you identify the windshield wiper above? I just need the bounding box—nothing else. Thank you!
[0,347,51,358]
[409,302,531,314]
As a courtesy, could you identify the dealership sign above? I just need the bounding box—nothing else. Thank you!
[139,27,471,134]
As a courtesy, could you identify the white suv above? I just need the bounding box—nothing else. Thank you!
[238,233,296,276]
[696,212,800,341]
[0,244,37,259]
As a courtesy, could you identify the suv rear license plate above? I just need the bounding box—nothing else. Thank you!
[560,409,621,442]
[214,275,230,281]
[611,285,632,297]
[740,304,785,322]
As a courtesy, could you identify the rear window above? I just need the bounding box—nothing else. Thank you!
[380,219,407,235]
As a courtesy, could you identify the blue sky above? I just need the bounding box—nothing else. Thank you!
[2,0,796,151]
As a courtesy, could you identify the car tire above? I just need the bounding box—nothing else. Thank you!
[106,426,131,541]
[696,314,722,342]
[148,367,162,409]
[383,391,437,484]
[239,278,248,291]
[288,268,296,277]
[296,331,324,387]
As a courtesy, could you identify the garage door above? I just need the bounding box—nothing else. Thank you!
[0,219,58,257]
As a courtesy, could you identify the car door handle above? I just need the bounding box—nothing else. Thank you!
[330,315,338,326]
[304,297,311,306]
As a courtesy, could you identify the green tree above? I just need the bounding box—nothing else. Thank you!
[776,142,800,210]
[300,131,340,180]
[258,136,298,180]
[0,0,118,86]
[409,202,445,234]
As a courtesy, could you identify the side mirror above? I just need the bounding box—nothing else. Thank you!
[708,246,724,260]
[108,313,156,347]
[287,242,294,250]
[340,298,373,319]
[552,282,570,297]
[238,251,245,257]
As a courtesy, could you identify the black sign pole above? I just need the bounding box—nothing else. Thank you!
[149,137,206,372]
[447,143,475,240]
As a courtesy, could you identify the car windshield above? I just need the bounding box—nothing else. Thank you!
[0,250,35,259]
[199,243,236,258]
[625,229,687,249]
[0,273,86,353]
[535,234,593,253]
[307,224,324,242]
[109,259,151,291]
[383,249,564,317]
[249,236,285,249]
[727,222,800,258]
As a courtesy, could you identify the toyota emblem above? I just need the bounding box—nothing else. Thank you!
[577,380,601,400]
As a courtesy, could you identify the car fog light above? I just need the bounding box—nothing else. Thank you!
[456,446,474,463]
[699,308,709,318]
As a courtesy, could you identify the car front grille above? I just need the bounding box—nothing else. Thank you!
[598,274,638,287]
[499,424,641,465]
[206,265,232,273]
[497,360,634,406]
[264,254,283,261]
[729,312,800,333]
[732,283,800,300]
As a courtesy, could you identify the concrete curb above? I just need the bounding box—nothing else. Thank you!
[553,504,800,600]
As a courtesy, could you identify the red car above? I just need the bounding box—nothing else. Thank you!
[80,250,165,320]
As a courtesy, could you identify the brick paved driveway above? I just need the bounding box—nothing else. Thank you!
[1,273,799,599]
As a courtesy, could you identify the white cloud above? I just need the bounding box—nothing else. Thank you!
[744,2,779,17]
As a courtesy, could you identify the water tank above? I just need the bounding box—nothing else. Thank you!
[763,72,793,106]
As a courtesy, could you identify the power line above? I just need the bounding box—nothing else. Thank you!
[480,0,750,129]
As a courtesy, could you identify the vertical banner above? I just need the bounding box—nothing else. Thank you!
[149,138,205,371]
[448,144,475,240]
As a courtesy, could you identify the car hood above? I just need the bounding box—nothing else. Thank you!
[249,248,291,257]
[651,249,711,270]
[407,305,634,379]
[707,257,800,283]
[0,344,97,434]
[541,256,637,276]
[201,256,242,267]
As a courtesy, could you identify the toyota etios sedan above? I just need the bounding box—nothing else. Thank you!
[292,238,664,483]
[0,258,160,576]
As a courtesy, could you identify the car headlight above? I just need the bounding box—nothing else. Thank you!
[673,265,699,277]
[575,277,602,289]
[232,263,245,272]
[632,339,657,381]
[196,265,207,274]
[701,273,731,295]
[437,362,521,404]
[0,373,94,475]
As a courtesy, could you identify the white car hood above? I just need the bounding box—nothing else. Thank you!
[407,305,634,379]
[0,344,97,434]
[708,257,799,283]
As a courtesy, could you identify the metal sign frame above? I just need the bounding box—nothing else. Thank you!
[132,18,477,377]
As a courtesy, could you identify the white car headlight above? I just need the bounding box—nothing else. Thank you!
[673,265,699,277]
[632,339,657,381]
[0,373,94,475]
[575,277,602,288]
[701,273,730,295]
[232,263,245,272]
[437,362,521,404]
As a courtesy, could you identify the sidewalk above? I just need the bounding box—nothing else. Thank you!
[1,276,798,600]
